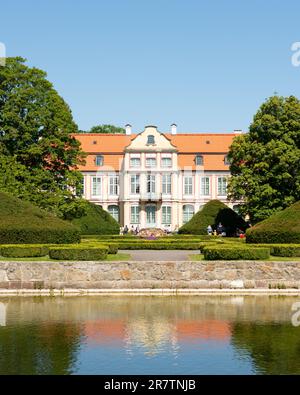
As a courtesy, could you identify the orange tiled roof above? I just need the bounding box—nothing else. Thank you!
[178,154,229,171]
[73,132,237,171]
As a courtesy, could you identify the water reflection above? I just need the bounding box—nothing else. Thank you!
[0,295,299,374]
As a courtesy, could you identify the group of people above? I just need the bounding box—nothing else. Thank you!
[207,223,247,238]
[207,223,227,237]
[120,225,139,235]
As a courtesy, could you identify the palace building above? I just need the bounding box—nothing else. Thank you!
[74,125,243,231]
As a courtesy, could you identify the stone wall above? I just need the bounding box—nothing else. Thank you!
[1,260,300,290]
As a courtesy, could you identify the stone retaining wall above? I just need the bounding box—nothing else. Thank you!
[1,260,300,290]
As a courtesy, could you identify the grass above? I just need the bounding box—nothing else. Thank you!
[0,253,131,262]
[189,254,300,262]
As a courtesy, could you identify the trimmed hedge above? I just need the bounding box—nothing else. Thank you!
[0,245,49,258]
[71,201,120,235]
[203,246,270,260]
[49,246,108,260]
[249,244,300,257]
[99,242,202,250]
[178,200,247,236]
[246,201,300,244]
[0,191,80,244]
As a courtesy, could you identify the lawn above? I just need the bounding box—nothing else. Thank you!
[0,253,131,262]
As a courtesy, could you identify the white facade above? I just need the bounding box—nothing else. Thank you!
[79,126,240,230]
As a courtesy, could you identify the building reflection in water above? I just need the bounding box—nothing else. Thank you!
[1,295,300,374]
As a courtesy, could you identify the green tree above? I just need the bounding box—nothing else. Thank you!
[227,95,300,223]
[0,57,86,219]
[88,124,125,134]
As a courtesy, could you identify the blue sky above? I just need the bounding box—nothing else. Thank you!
[1,0,300,133]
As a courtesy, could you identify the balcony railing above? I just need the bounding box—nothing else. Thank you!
[139,192,162,202]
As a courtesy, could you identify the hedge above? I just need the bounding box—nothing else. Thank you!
[49,246,108,260]
[249,244,300,257]
[0,245,49,258]
[246,201,300,244]
[83,243,119,254]
[95,242,203,250]
[71,201,120,235]
[0,191,80,244]
[178,199,247,235]
[203,246,270,260]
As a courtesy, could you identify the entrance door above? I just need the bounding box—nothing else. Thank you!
[146,205,156,227]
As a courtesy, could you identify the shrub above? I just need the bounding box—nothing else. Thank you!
[71,201,120,235]
[246,201,300,244]
[0,191,80,244]
[0,244,49,257]
[178,200,247,236]
[103,242,202,250]
[49,246,108,260]
[203,246,270,260]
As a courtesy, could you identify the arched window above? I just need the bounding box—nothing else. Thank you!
[183,205,194,224]
[195,154,203,165]
[147,135,155,145]
[108,205,119,222]
[95,155,104,166]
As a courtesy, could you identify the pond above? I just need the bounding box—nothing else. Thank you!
[0,295,300,375]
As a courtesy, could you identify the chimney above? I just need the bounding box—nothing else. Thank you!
[171,123,177,135]
[125,124,132,135]
[234,129,243,134]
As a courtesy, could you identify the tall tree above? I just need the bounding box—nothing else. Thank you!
[227,95,300,223]
[88,124,125,134]
[0,57,86,218]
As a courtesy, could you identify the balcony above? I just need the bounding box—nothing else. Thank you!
[139,192,162,202]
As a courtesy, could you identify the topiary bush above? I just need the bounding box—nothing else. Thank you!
[246,201,300,244]
[178,200,247,236]
[0,191,80,244]
[71,201,120,235]
[203,246,270,260]
[49,246,108,260]
[0,244,49,258]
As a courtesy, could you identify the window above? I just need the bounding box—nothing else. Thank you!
[161,157,172,168]
[195,155,203,165]
[92,177,102,196]
[108,205,119,222]
[162,174,172,194]
[147,135,155,145]
[224,155,230,165]
[183,205,194,224]
[162,206,171,224]
[184,176,193,195]
[147,174,156,193]
[130,158,140,168]
[146,157,156,167]
[130,206,140,224]
[201,177,210,196]
[218,177,227,196]
[146,205,156,225]
[79,177,85,196]
[130,174,140,194]
[109,176,119,195]
[95,155,103,166]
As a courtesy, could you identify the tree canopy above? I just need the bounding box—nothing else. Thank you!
[86,124,125,134]
[0,57,86,219]
[227,95,300,223]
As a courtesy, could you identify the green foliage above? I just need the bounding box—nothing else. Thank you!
[228,95,300,223]
[71,201,120,235]
[246,201,300,244]
[178,200,247,235]
[94,241,203,250]
[0,245,49,257]
[0,191,80,244]
[0,57,86,219]
[203,246,270,260]
[85,124,126,134]
[49,246,108,260]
